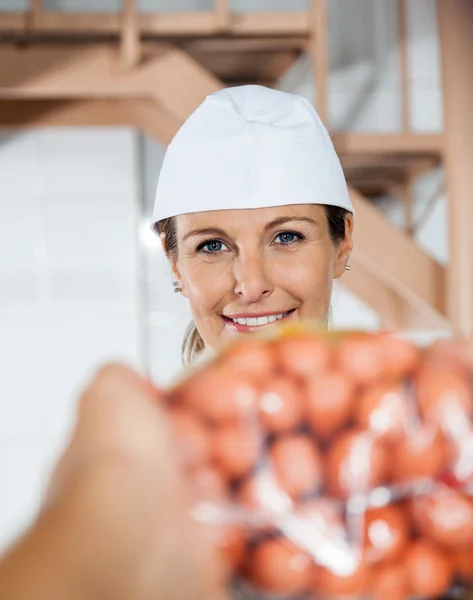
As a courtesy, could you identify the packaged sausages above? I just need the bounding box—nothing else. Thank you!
[160,326,473,600]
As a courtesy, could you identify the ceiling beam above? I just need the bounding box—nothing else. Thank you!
[333,132,444,154]
[0,10,311,37]
[216,11,310,36]
[349,187,448,328]
[0,98,185,149]
[0,12,26,32]
[0,44,222,123]
[0,45,444,155]
[340,153,439,171]
[127,99,182,146]
[181,37,307,54]
[0,99,138,129]
[194,49,299,83]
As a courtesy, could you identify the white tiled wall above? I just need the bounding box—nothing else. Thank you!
[0,128,142,553]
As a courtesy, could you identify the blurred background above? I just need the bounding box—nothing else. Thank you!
[0,0,471,554]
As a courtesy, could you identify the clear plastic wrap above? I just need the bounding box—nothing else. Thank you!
[160,326,473,600]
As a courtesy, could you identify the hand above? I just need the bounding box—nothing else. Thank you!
[0,364,227,600]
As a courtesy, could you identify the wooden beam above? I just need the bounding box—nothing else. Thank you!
[340,153,439,171]
[407,155,441,178]
[9,11,310,37]
[34,11,120,33]
[27,0,42,31]
[214,0,230,32]
[138,11,215,36]
[0,12,26,32]
[0,44,223,123]
[438,0,473,337]
[342,260,408,329]
[147,47,223,121]
[0,98,184,149]
[121,0,141,69]
[349,187,448,327]
[229,12,310,36]
[347,181,398,198]
[342,263,448,331]
[0,99,137,129]
[310,0,328,124]
[332,132,444,154]
[263,52,301,82]
[182,37,307,54]
[126,99,182,146]
[195,49,299,83]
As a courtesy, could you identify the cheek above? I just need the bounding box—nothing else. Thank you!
[276,247,335,315]
[181,260,231,316]
[181,261,236,351]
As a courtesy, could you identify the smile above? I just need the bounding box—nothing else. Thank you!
[222,309,296,331]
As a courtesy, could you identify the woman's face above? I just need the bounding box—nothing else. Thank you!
[171,204,353,352]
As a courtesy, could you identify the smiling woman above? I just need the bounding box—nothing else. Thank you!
[152,85,354,365]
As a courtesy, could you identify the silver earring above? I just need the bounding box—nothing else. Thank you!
[345,265,352,271]
[173,281,181,293]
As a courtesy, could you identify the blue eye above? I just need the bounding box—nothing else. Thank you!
[276,231,303,245]
[197,239,227,254]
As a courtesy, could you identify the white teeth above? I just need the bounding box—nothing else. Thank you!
[230,312,290,327]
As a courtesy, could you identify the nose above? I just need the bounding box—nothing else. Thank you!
[233,248,273,303]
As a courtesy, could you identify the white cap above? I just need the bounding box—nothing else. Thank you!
[152,85,353,226]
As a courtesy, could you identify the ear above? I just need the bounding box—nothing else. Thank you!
[333,213,354,279]
[160,233,188,298]
[171,259,188,298]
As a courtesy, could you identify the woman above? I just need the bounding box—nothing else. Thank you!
[152,84,354,366]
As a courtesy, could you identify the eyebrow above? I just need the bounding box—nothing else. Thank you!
[182,217,318,243]
[264,217,318,231]
[182,227,228,243]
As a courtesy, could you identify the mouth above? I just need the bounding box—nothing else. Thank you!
[222,309,297,332]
